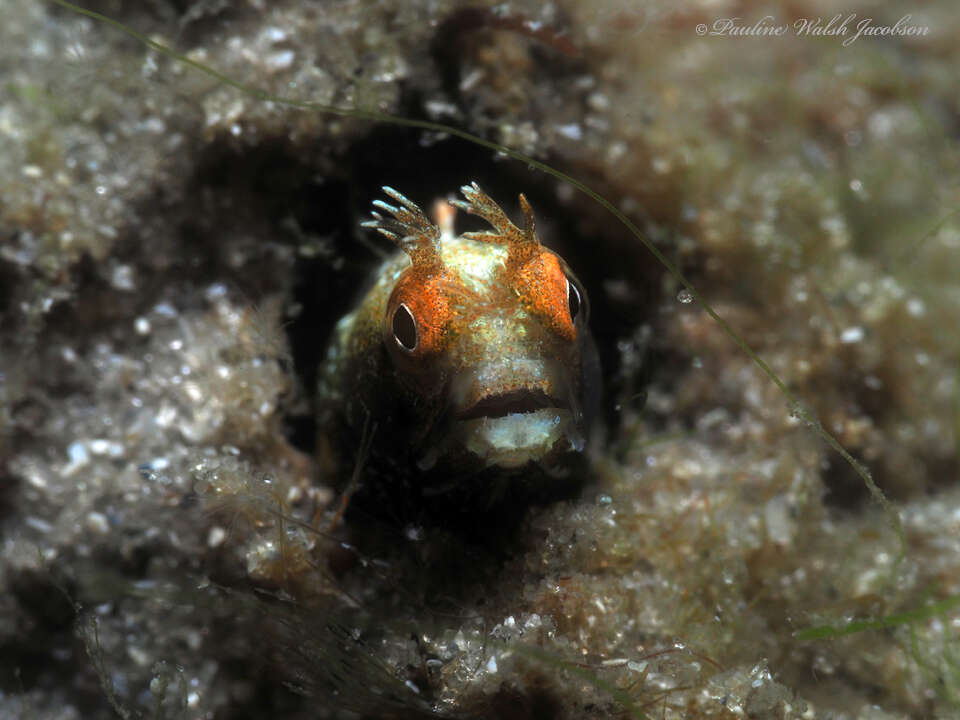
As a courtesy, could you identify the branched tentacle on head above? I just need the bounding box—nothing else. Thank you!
[362,187,444,277]
[362,183,546,281]
[451,182,540,274]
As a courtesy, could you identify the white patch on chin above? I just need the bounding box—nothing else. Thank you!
[461,408,574,468]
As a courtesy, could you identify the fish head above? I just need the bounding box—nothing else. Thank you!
[369,185,592,472]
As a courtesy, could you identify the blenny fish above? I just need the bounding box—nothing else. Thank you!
[317,183,599,491]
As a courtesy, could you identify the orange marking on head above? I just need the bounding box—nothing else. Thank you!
[452,184,576,342]
[516,251,576,341]
[388,270,454,357]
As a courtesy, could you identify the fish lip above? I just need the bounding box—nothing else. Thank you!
[455,389,567,421]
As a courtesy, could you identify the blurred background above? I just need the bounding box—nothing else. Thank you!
[1,1,958,717]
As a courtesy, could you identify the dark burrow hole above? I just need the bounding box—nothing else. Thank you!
[181,125,667,582]
[183,119,667,569]
[818,362,958,511]
[0,258,16,331]
[0,568,95,700]
[184,121,664,458]
[821,447,960,513]
[820,452,868,510]
[289,127,662,527]
[274,124,663,453]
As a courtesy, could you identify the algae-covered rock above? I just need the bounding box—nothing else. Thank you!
[1,1,958,718]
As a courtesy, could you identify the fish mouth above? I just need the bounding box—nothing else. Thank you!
[416,362,586,472]
[443,389,583,470]
[456,408,582,470]
[456,389,565,421]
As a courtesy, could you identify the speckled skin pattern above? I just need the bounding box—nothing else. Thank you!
[317,184,599,486]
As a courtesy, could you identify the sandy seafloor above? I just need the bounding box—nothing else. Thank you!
[1,1,959,718]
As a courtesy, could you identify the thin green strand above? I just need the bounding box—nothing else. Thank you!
[796,594,960,641]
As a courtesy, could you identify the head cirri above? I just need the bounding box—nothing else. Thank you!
[317,183,598,481]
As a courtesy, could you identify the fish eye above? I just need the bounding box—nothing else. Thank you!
[392,303,418,351]
[566,277,582,321]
